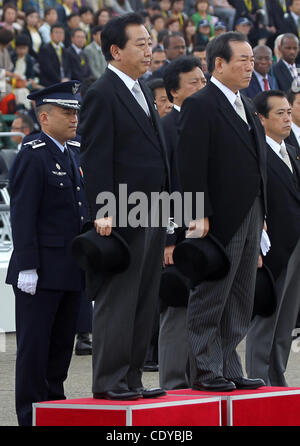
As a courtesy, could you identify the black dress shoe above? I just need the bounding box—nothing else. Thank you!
[75,333,92,356]
[93,389,141,400]
[132,387,166,398]
[228,377,265,390]
[193,377,236,392]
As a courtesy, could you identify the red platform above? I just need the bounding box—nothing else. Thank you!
[168,387,300,426]
[32,394,221,426]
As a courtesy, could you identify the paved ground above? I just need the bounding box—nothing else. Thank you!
[1,332,300,426]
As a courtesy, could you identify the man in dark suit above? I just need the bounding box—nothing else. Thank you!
[241,44,277,99]
[149,32,186,80]
[159,55,206,390]
[38,23,71,86]
[79,13,170,401]
[279,0,300,36]
[286,88,300,150]
[246,90,300,386]
[272,33,300,92]
[266,0,289,33]
[176,31,267,392]
[6,81,86,425]
[66,27,92,82]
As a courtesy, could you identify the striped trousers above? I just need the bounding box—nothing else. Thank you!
[187,197,264,383]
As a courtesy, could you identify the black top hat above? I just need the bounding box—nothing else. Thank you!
[252,264,277,319]
[71,221,131,274]
[173,232,230,285]
[159,265,192,308]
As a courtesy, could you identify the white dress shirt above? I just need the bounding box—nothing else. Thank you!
[210,75,238,111]
[253,70,270,91]
[108,63,150,115]
[266,135,287,161]
[173,104,181,112]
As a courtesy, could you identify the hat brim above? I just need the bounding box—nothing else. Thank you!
[173,232,230,284]
[71,221,131,274]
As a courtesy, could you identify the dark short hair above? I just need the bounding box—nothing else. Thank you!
[44,7,57,16]
[146,77,165,100]
[163,55,202,101]
[253,90,287,118]
[101,12,144,62]
[0,27,13,45]
[206,31,247,74]
[163,31,184,49]
[15,33,31,47]
[71,27,86,38]
[67,12,80,21]
[79,6,94,15]
[14,113,34,133]
[91,25,104,35]
[50,22,65,32]
[286,88,300,106]
[281,33,299,47]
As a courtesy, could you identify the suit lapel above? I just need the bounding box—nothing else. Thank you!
[108,70,163,154]
[214,84,258,158]
[268,144,300,202]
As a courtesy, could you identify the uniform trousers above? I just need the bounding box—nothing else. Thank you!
[187,196,264,384]
[14,287,80,426]
[92,224,166,393]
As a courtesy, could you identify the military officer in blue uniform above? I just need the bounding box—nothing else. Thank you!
[6,81,87,426]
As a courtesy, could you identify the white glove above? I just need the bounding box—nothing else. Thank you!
[260,229,271,256]
[17,269,38,295]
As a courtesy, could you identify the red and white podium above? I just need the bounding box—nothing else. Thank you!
[32,394,221,426]
[32,387,300,426]
[168,387,300,426]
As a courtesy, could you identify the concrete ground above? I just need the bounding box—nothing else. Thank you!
[1,332,300,426]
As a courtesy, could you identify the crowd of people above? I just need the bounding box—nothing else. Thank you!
[0,0,298,113]
[4,0,300,427]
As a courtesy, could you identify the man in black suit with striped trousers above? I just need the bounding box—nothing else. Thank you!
[79,13,170,401]
[176,32,267,392]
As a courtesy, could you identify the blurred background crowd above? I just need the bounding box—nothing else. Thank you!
[0,0,298,123]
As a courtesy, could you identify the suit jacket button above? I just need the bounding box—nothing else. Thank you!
[78,201,82,206]
[81,216,84,221]
[77,186,80,191]
[60,182,64,187]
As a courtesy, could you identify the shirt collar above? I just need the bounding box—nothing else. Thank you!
[173,104,181,112]
[45,132,66,153]
[210,75,238,108]
[292,121,300,140]
[108,63,137,92]
[72,43,82,55]
[266,135,284,157]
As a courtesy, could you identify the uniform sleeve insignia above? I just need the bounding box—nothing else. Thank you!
[67,140,81,147]
[72,83,81,95]
[79,166,83,178]
[23,139,46,149]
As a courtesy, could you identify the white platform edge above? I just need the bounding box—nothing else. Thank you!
[32,396,222,427]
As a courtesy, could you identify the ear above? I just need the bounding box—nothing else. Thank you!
[110,44,121,62]
[170,88,178,101]
[214,56,225,74]
[259,113,266,127]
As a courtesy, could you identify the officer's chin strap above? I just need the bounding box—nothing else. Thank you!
[166,217,178,235]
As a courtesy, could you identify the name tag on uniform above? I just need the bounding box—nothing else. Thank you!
[52,170,67,176]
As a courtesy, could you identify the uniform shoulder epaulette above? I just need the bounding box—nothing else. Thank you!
[67,140,80,147]
[23,139,46,149]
